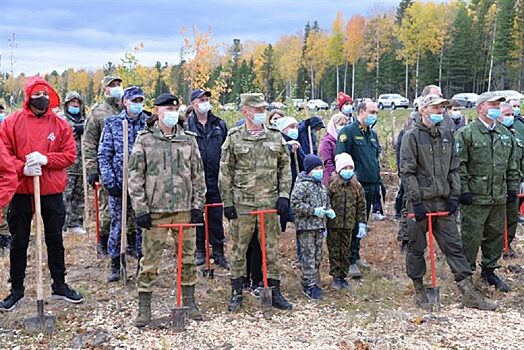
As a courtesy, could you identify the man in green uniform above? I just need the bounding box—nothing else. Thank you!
[455,92,518,292]
[129,93,206,327]
[220,93,292,312]
[401,94,496,311]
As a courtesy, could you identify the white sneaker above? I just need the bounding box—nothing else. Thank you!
[372,213,386,221]
[70,227,86,235]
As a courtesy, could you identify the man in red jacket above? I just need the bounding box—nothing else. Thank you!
[0,76,83,312]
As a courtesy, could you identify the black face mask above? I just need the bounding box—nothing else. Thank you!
[29,96,50,115]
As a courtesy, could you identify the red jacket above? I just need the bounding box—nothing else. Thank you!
[0,138,18,207]
[0,76,76,195]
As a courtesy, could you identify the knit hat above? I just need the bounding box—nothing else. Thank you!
[337,92,352,111]
[275,116,297,132]
[335,153,354,173]
[304,154,323,174]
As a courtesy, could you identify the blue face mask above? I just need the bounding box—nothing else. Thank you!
[310,169,323,181]
[67,106,80,115]
[513,107,521,117]
[487,108,501,120]
[129,102,144,114]
[287,129,298,140]
[501,116,514,127]
[253,112,266,125]
[0,113,5,123]
[365,114,377,126]
[162,111,179,128]
[109,86,124,99]
[342,105,352,114]
[429,114,444,125]
[340,169,354,180]
[336,125,345,134]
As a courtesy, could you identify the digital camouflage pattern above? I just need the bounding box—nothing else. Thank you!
[290,172,331,231]
[297,229,323,287]
[59,91,85,176]
[63,173,84,228]
[326,174,366,231]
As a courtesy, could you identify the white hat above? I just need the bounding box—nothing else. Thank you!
[275,116,298,132]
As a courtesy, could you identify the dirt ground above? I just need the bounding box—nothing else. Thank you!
[0,181,523,349]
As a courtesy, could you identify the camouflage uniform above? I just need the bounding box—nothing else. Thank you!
[59,92,85,229]
[129,122,206,290]
[456,118,519,271]
[290,172,331,287]
[326,174,366,279]
[505,126,524,248]
[98,109,146,258]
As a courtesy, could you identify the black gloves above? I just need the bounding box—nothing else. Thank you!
[191,209,204,223]
[224,206,238,220]
[73,124,84,136]
[87,174,99,188]
[507,190,517,203]
[447,197,459,215]
[276,197,290,215]
[106,186,122,197]
[136,213,152,229]
[413,202,427,222]
[459,192,473,205]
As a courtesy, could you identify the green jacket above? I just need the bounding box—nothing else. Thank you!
[400,121,460,204]
[508,126,524,182]
[455,118,519,205]
[128,122,206,216]
[219,124,291,208]
[326,173,366,230]
[335,120,380,185]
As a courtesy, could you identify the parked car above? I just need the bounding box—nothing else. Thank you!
[290,98,305,111]
[377,94,409,109]
[451,93,479,108]
[269,101,285,110]
[490,90,524,102]
[222,103,237,111]
[307,99,329,111]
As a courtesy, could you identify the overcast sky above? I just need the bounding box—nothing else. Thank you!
[0,0,400,75]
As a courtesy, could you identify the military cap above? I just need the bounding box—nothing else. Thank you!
[190,88,211,102]
[419,94,450,108]
[154,93,180,106]
[239,93,268,108]
[476,92,506,106]
[101,75,122,87]
[123,86,145,101]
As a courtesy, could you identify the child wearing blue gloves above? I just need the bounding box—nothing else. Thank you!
[291,154,335,300]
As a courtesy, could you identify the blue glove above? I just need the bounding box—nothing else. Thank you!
[321,229,328,238]
[323,209,336,219]
[357,223,367,239]
[313,207,325,218]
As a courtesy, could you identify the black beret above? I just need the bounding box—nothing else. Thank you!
[154,93,180,106]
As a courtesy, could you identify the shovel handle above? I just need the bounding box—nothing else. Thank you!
[94,182,101,245]
[504,213,509,255]
[407,211,449,219]
[203,203,223,270]
[176,226,184,307]
[427,214,437,289]
[157,223,203,228]
[240,209,278,216]
[33,176,44,302]
[259,212,269,289]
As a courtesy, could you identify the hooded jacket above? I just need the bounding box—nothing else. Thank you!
[0,76,76,195]
[327,173,366,230]
[298,116,324,155]
[59,91,85,175]
[290,172,331,231]
[0,139,18,207]
[320,115,345,185]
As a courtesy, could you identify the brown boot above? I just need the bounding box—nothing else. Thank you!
[413,278,431,311]
[458,277,498,311]
[134,292,152,327]
[182,285,203,320]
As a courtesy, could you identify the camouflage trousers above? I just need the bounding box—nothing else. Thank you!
[297,229,323,287]
[230,207,280,280]
[64,173,84,228]
[326,228,352,279]
[107,194,141,258]
[137,211,197,292]
[506,198,518,247]
[0,206,8,235]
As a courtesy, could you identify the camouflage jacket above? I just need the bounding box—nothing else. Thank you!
[219,124,291,208]
[508,126,524,182]
[58,110,85,175]
[128,122,206,216]
[455,118,519,205]
[290,172,331,231]
[98,110,146,194]
[400,121,460,204]
[326,173,366,230]
[84,97,122,176]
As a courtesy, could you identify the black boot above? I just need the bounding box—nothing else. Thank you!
[268,279,292,310]
[126,232,138,258]
[228,278,244,312]
[195,251,206,266]
[107,256,121,282]
[97,235,109,257]
[212,246,230,270]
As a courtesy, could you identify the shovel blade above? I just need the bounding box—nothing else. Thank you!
[171,306,189,332]
[426,287,440,309]
[259,287,273,320]
[201,268,215,279]
[23,315,56,335]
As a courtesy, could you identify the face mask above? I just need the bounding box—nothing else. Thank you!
[365,114,377,126]
[340,169,354,180]
[197,101,212,114]
[109,86,124,99]
[342,105,352,114]
[0,113,4,122]
[129,102,144,114]
[253,112,266,125]
[68,106,80,115]
[30,96,50,112]
[162,111,179,128]
[287,129,298,140]
[513,107,521,117]
[429,114,444,125]
[336,125,344,134]
[501,116,514,127]
[450,111,461,120]
[487,108,501,120]
[310,169,323,181]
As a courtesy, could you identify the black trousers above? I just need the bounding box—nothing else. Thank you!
[7,193,66,290]
[246,228,262,286]
[196,189,225,253]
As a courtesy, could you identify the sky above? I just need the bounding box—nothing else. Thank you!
[0,0,400,76]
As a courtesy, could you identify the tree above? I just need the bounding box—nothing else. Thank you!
[493,0,517,89]
[345,15,366,98]
[328,12,346,94]
[274,35,302,99]
[304,30,329,99]
[396,0,414,25]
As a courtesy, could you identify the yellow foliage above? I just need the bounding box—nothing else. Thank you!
[274,35,302,85]
[304,30,330,85]
[345,15,366,65]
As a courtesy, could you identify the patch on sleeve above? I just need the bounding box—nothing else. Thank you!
[339,134,348,142]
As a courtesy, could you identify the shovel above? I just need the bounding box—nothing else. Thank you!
[504,213,509,255]
[23,176,56,334]
[242,209,278,320]
[201,203,223,279]
[120,118,129,285]
[94,182,101,257]
[158,222,203,331]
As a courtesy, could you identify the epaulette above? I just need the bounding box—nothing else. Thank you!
[185,130,198,137]
[227,126,241,135]
[137,129,152,135]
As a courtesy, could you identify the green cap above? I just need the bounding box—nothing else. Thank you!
[476,92,506,106]
[419,94,450,108]
[240,93,268,108]
[101,75,122,87]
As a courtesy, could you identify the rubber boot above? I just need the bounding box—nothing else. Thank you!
[413,278,431,311]
[107,256,121,282]
[228,278,244,312]
[268,278,292,310]
[182,285,203,320]
[97,235,109,257]
[126,232,138,258]
[213,246,230,270]
[458,277,498,311]
[134,292,152,327]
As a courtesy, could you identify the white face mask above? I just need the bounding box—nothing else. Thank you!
[253,112,267,125]
[162,111,179,128]
[197,101,212,114]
